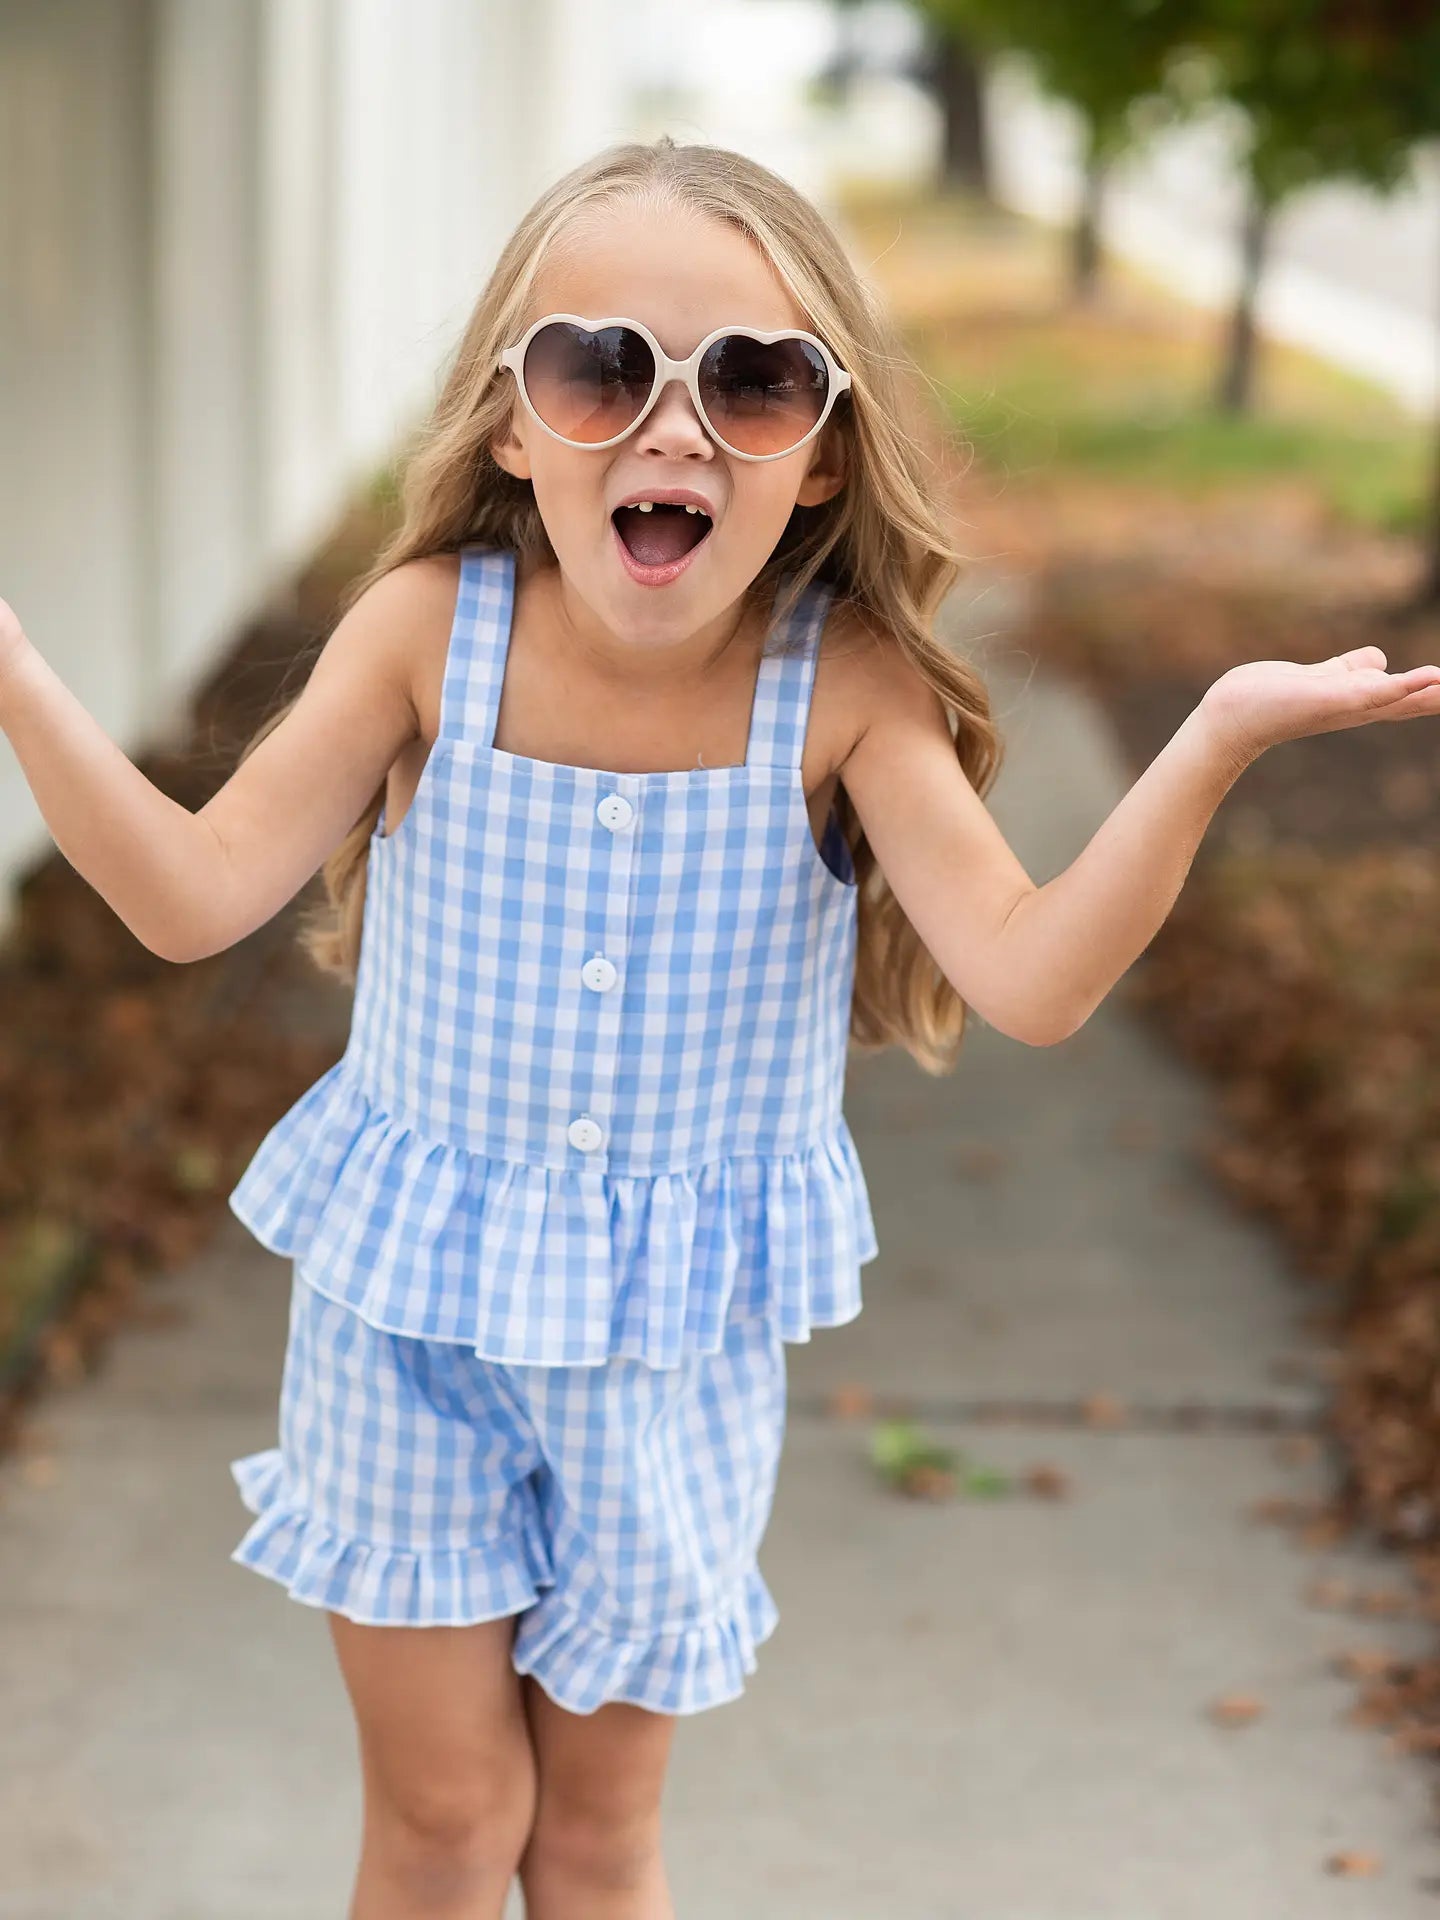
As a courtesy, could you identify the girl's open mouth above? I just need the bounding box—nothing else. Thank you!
[612,502,714,586]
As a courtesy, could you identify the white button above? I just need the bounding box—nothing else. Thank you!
[567,1115,604,1152]
[581,955,618,992]
[597,793,633,831]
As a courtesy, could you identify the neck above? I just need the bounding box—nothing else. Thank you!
[528,554,759,689]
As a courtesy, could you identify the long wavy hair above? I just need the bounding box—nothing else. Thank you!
[239,136,1002,1074]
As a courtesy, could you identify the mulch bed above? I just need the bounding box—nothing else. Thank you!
[0,495,396,1447]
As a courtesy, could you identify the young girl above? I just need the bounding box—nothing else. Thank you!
[2,135,1439,1920]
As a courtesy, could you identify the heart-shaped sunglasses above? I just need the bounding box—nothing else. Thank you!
[496,313,852,462]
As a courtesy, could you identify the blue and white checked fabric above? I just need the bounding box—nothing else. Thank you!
[228,541,877,1367]
[232,1268,786,1714]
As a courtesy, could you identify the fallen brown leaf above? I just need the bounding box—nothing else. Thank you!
[952,1142,1009,1181]
[1299,1514,1349,1551]
[124,1295,189,1331]
[1354,1588,1415,1617]
[100,991,157,1040]
[1249,1494,1313,1526]
[1024,1463,1072,1500]
[1209,1693,1265,1727]
[1081,1392,1127,1429]
[1323,1851,1381,1877]
[1385,1724,1440,1755]
[899,1463,958,1502]
[824,1382,875,1421]
[38,1328,87,1388]
[1305,1577,1354,1610]
[1332,1647,1406,1680]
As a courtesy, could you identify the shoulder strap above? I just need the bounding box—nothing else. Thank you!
[744,571,836,772]
[435,543,517,747]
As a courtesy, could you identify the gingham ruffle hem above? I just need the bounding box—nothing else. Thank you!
[229,1056,877,1371]
[231,1446,780,1715]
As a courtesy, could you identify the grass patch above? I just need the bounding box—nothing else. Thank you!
[937,356,1429,537]
[842,184,1432,539]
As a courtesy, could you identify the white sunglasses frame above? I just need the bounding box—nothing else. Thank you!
[496,313,852,463]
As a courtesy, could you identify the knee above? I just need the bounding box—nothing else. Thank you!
[366,1761,537,1893]
[525,1798,664,1893]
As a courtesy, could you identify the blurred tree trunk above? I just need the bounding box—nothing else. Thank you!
[1070,126,1106,302]
[819,0,863,109]
[1215,186,1272,414]
[1417,402,1440,608]
[1418,225,1440,609]
[931,34,991,195]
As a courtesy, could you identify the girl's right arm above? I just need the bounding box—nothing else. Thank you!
[839,633,1440,1047]
[0,559,443,963]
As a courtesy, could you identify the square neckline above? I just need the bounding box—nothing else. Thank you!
[372,546,841,854]
[472,545,792,785]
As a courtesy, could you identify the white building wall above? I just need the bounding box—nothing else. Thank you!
[258,0,343,577]
[0,0,154,909]
[151,0,264,714]
[0,0,634,940]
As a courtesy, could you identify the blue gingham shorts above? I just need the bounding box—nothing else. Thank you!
[229,1269,787,1716]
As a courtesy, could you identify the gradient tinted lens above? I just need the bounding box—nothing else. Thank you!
[698,334,830,454]
[521,322,655,444]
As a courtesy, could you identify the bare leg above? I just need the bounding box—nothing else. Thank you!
[516,1673,678,1920]
[329,1613,537,1920]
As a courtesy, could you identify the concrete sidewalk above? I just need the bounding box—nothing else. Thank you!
[3,588,1439,1917]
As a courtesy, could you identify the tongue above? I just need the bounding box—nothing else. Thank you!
[615,504,707,567]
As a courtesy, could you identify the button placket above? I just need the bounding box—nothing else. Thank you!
[567,1114,604,1152]
[597,792,634,832]
[565,785,637,1166]
[581,953,618,992]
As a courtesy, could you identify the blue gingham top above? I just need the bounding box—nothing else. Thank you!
[228,543,878,1367]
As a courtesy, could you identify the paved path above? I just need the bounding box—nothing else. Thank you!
[2,584,1439,1917]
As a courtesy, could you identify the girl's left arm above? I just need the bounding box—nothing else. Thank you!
[841,642,1440,1048]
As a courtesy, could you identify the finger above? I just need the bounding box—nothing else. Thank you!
[1354,664,1440,705]
[1375,683,1440,720]
[1314,668,1440,728]
[1311,646,1390,673]
[1383,665,1440,698]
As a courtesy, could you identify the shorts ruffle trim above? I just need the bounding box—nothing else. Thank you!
[512,1572,780,1717]
[231,1448,779,1715]
[230,1448,552,1626]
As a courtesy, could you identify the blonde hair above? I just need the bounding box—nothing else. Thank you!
[240,136,1002,1074]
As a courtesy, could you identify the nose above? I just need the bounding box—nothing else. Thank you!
[634,374,713,457]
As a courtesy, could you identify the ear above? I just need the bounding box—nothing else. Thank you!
[794,419,846,508]
[489,406,533,482]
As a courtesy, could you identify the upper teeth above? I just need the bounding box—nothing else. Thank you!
[633,501,702,513]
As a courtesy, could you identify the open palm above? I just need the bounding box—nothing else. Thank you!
[1202,646,1440,766]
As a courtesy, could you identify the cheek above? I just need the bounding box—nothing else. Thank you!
[528,455,607,530]
[733,470,808,533]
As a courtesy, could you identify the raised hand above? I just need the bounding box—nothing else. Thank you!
[1201,645,1440,770]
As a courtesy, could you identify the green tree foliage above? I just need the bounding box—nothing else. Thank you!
[1189,1,1440,599]
[912,0,1440,601]
[916,0,1206,297]
[923,0,1201,160]
[1197,0,1440,207]
[1190,0,1440,418]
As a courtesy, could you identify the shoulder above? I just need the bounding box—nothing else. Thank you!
[336,550,467,738]
[353,549,464,629]
[815,592,948,780]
